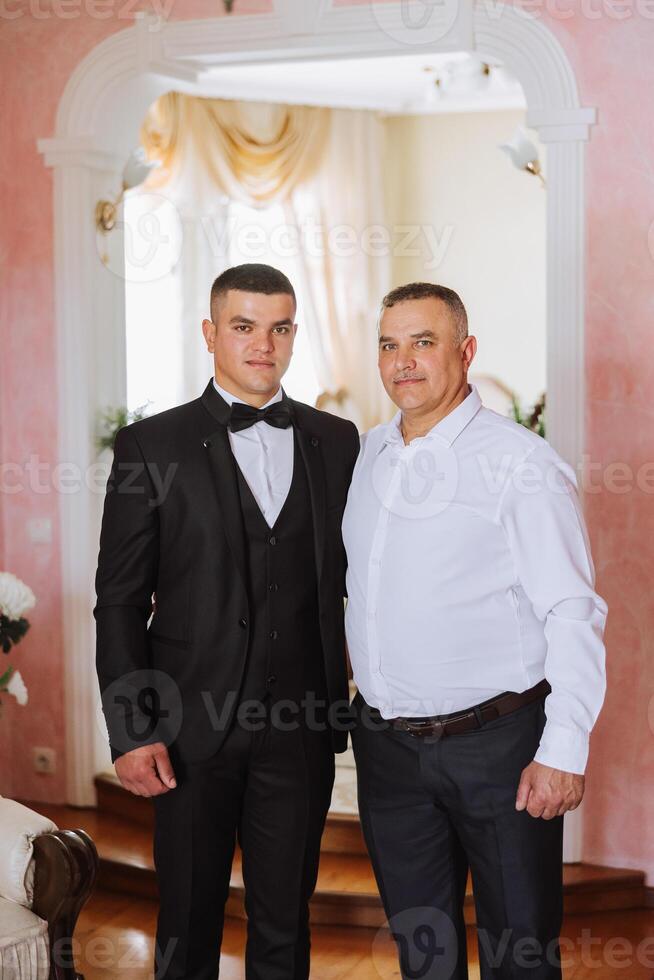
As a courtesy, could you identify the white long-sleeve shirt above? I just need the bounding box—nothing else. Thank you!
[342,384,607,774]
[213,378,293,528]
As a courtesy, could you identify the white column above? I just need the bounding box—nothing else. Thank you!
[539,135,588,863]
[540,138,586,474]
[39,141,127,804]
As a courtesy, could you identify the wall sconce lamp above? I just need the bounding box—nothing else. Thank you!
[499,127,546,187]
[95,148,160,233]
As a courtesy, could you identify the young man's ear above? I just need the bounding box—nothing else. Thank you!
[202,318,216,352]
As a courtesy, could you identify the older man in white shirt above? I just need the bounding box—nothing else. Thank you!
[343,282,607,980]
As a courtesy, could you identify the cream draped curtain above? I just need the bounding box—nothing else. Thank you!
[141,93,330,206]
[138,93,392,428]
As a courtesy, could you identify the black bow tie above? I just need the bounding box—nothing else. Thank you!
[228,401,293,433]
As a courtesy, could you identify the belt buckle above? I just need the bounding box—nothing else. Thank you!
[406,718,443,738]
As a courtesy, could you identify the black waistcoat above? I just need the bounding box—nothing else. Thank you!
[234,432,328,710]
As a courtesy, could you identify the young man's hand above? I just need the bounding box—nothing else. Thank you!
[115,742,177,797]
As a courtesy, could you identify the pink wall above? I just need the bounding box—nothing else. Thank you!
[1,0,652,880]
[0,0,272,803]
[569,17,654,880]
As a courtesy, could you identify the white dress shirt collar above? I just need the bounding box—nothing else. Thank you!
[380,383,482,453]
[211,377,293,529]
[212,377,284,410]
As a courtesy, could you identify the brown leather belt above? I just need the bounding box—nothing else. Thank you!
[384,679,551,738]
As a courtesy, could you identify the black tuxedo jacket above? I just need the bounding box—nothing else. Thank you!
[94,380,360,763]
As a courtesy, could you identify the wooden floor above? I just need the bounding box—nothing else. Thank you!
[26,797,653,978]
[75,888,654,979]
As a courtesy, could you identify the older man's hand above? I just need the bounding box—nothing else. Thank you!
[515,761,584,819]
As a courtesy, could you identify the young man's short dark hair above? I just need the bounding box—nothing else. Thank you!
[210,264,296,322]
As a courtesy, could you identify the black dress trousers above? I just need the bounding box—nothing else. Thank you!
[153,716,334,980]
[351,693,564,980]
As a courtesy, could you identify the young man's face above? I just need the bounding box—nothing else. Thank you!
[378,297,476,413]
[202,290,297,405]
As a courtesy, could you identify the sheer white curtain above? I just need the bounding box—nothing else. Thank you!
[285,108,394,430]
[126,98,393,425]
[125,188,323,413]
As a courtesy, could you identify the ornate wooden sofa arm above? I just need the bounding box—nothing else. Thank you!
[32,830,99,980]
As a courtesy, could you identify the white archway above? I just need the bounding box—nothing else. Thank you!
[39,1,595,864]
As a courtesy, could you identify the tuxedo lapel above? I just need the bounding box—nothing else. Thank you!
[291,401,327,590]
[199,380,248,592]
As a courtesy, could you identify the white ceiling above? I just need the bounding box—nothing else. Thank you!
[199,51,526,115]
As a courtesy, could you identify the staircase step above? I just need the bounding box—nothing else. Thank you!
[228,851,390,927]
[29,799,648,929]
[95,772,154,830]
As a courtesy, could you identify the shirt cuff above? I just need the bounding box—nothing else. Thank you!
[533,720,589,775]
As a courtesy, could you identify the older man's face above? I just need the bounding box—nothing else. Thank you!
[378,298,474,412]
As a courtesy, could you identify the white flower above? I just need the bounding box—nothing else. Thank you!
[0,572,36,621]
[6,670,28,706]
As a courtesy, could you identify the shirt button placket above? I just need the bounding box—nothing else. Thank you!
[367,504,391,701]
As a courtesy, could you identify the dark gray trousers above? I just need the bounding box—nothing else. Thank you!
[351,693,563,980]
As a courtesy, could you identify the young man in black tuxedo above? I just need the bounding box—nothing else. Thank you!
[94,264,360,979]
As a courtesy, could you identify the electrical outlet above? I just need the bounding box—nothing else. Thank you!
[32,747,56,775]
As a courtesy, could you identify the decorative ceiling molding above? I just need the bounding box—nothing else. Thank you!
[36,137,124,172]
[49,1,596,156]
[277,0,330,35]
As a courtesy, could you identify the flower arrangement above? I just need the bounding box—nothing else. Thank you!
[0,572,36,710]
[96,402,151,453]
[510,392,546,438]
